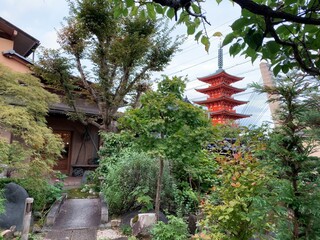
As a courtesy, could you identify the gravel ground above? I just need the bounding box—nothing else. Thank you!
[97,229,127,240]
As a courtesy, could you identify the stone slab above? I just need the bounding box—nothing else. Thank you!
[45,228,97,240]
[51,199,101,230]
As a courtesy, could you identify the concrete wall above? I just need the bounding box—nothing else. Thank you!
[0,38,31,73]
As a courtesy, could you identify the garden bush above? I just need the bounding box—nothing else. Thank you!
[151,215,189,240]
[19,178,63,212]
[0,176,63,212]
[99,148,175,215]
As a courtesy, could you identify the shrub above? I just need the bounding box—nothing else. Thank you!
[18,178,63,212]
[99,148,174,215]
[0,177,63,212]
[172,182,200,217]
[151,215,189,240]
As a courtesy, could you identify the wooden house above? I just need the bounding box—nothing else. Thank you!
[0,17,100,176]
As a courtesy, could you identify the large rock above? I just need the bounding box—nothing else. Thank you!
[188,214,197,235]
[131,213,156,237]
[0,182,29,231]
[81,170,93,185]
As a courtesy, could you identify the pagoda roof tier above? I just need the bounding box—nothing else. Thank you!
[197,69,243,83]
[194,96,248,106]
[196,82,245,94]
[209,110,251,119]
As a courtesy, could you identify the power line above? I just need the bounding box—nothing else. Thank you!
[168,59,253,77]
[173,17,237,56]
[250,104,270,126]
[166,52,229,73]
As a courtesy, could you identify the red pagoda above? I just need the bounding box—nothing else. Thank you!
[194,47,250,125]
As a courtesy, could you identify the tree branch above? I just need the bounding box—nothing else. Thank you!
[153,0,210,24]
[233,0,320,25]
[264,17,320,76]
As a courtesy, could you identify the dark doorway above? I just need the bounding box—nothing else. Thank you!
[54,131,72,174]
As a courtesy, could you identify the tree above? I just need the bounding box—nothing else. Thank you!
[0,63,63,210]
[120,76,215,219]
[0,64,62,173]
[33,0,182,132]
[111,0,320,76]
[252,71,320,239]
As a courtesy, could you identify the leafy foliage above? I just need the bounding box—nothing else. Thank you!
[19,177,64,211]
[120,76,216,218]
[110,0,320,76]
[222,0,320,76]
[0,63,63,211]
[199,126,273,239]
[33,0,182,131]
[151,215,189,240]
[120,76,215,179]
[0,177,63,212]
[0,140,28,177]
[98,141,175,215]
[252,71,320,239]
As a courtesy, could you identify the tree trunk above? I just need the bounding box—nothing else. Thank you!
[155,157,164,221]
[291,168,300,239]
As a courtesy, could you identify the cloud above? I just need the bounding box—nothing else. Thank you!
[41,30,60,49]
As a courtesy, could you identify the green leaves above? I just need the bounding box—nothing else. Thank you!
[229,42,242,56]
[251,70,320,238]
[120,75,213,161]
[125,0,134,7]
[201,35,210,52]
[198,126,274,239]
[151,215,189,240]
[155,4,165,14]
[0,63,63,195]
[222,32,235,46]
[187,24,196,35]
[146,4,156,20]
[166,7,175,19]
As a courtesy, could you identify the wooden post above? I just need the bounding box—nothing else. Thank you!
[21,198,33,240]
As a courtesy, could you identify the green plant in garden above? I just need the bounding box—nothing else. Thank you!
[252,71,320,239]
[18,178,63,212]
[151,215,189,240]
[0,140,27,178]
[0,63,63,212]
[198,126,273,240]
[121,224,133,236]
[98,146,175,215]
[120,76,215,219]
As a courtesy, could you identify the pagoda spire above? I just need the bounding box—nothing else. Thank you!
[218,43,223,70]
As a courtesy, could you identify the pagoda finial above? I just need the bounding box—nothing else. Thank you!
[218,43,223,69]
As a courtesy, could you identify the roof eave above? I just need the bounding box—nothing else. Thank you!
[2,50,33,65]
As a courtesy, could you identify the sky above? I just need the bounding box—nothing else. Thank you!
[0,0,273,126]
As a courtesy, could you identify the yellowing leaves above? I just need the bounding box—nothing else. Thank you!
[231,182,241,188]
[0,63,63,178]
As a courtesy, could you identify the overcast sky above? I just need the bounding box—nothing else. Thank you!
[1,0,273,126]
